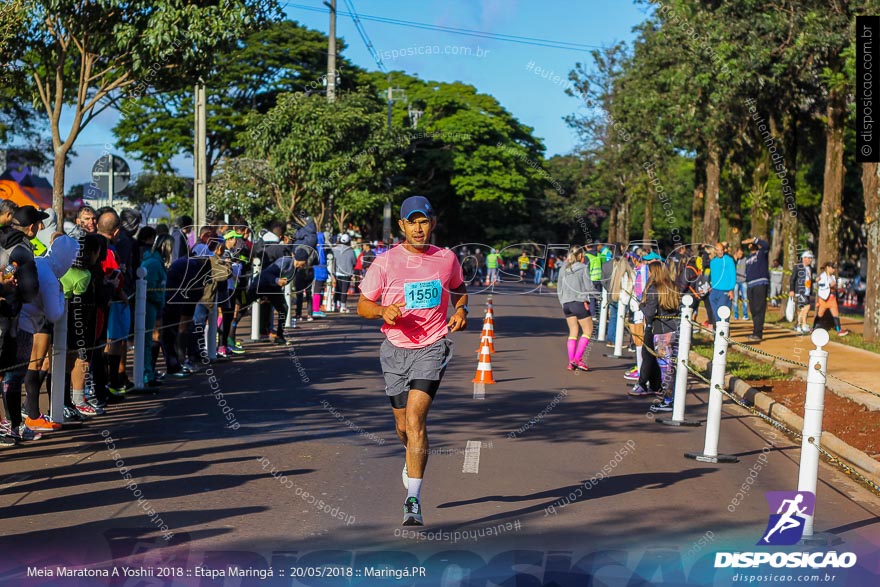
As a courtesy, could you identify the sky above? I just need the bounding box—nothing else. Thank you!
[45,0,649,191]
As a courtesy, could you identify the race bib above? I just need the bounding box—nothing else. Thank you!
[404,279,442,309]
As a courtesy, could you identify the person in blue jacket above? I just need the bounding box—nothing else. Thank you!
[708,242,736,324]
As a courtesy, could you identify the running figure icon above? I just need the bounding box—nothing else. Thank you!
[758,491,816,545]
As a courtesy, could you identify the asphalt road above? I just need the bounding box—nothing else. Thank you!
[1,283,878,586]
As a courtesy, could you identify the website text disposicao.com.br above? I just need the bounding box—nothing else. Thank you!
[380,44,490,61]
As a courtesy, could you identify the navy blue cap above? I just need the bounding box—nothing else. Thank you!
[400,196,434,220]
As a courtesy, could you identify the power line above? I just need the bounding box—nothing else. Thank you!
[283,2,602,52]
[341,0,386,72]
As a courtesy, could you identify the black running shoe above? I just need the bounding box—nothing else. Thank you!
[402,497,423,526]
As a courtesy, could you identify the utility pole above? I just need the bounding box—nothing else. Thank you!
[107,153,114,209]
[194,81,207,230]
[326,0,337,102]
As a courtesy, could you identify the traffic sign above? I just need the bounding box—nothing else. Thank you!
[90,154,130,199]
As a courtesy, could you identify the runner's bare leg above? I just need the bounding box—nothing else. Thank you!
[400,389,432,477]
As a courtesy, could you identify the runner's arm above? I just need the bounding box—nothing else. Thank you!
[447,283,468,332]
[357,294,402,325]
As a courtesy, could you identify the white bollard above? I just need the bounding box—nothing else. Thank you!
[251,258,261,341]
[685,305,739,463]
[610,295,627,358]
[658,294,701,427]
[207,304,218,360]
[797,328,830,539]
[49,300,68,424]
[133,267,146,388]
[597,288,609,342]
[323,280,333,312]
[284,281,293,328]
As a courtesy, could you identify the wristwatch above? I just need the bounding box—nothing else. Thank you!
[459,304,469,315]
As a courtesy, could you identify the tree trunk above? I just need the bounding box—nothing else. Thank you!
[702,143,721,244]
[750,159,769,239]
[692,149,706,244]
[52,149,67,220]
[618,193,631,245]
[692,183,704,243]
[817,88,846,268]
[863,162,880,342]
[643,180,654,242]
[726,162,743,251]
[608,204,618,245]
[769,212,783,266]
[780,111,799,282]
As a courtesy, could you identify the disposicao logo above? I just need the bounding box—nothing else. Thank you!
[714,490,858,570]
[759,491,815,546]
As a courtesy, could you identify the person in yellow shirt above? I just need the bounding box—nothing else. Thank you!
[518,252,529,279]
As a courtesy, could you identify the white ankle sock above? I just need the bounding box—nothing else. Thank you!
[407,477,422,499]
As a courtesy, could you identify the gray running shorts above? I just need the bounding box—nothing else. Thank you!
[379,337,454,398]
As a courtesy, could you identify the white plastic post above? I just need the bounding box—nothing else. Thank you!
[597,288,609,342]
[133,267,146,388]
[612,294,626,357]
[323,281,333,312]
[251,258,261,341]
[797,329,830,538]
[207,304,218,360]
[659,294,701,427]
[685,305,738,463]
[284,281,293,328]
[49,300,68,424]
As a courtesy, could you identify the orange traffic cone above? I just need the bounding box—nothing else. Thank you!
[472,340,496,384]
[476,326,495,353]
[476,315,496,352]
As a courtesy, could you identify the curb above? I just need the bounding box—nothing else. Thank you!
[688,351,880,489]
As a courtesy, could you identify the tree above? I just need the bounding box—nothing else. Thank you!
[362,71,546,242]
[860,163,880,341]
[0,0,28,64]
[123,172,192,223]
[240,90,407,232]
[112,20,356,179]
[8,0,279,219]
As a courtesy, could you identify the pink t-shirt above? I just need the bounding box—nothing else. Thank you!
[360,244,464,349]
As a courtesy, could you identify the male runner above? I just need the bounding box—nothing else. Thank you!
[358,195,468,526]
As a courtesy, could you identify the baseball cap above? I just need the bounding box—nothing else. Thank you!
[13,205,50,227]
[642,252,662,261]
[400,195,434,220]
[340,234,350,244]
[224,230,244,240]
[801,251,814,259]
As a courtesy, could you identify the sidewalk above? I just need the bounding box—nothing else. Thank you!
[693,306,880,410]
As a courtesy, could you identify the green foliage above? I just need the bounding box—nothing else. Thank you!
[7,0,280,217]
[113,20,355,178]
[118,172,193,224]
[363,71,546,242]
[237,90,407,232]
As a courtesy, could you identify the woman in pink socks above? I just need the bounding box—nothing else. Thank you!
[556,246,597,371]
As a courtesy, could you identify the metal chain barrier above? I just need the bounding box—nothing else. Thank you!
[806,436,880,497]
[0,317,195,376]
[681,359,880,498]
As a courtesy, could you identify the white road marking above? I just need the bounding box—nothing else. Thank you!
[462,440,481,474]
[473,383,485,399]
